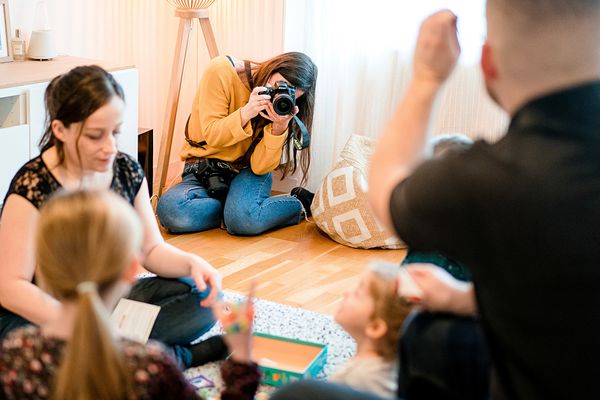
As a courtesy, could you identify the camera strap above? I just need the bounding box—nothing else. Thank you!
[292,115,310,150]
[184,114,208,148]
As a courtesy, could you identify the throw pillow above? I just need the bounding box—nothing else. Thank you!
[311,158,405,249]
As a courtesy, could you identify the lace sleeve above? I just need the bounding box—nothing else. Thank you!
[112,152,145,204]
[2,157,60,212]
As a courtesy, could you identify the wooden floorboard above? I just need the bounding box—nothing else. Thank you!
[162,220,406,315]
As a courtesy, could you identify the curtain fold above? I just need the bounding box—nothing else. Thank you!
[284,0,508,190]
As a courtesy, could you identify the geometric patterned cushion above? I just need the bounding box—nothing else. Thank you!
[311,159,406,249]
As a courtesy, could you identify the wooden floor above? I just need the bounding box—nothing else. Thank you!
[162,221,406,315]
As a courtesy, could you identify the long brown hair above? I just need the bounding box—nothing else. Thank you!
[38,65,125,166]
[367,263,412,361]
[247,52,317,184]
[36,189,142,400]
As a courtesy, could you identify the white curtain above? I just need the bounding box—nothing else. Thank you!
[22,0,285,183]
[283,0,509,190]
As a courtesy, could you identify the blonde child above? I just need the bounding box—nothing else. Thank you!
[331,262,412,398]
[0,190,260,400]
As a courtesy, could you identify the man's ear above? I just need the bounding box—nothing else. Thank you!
[366,318,388,340]
[51,120,67,142]
[481,41,498,82]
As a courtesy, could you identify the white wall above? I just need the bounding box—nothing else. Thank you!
[8,0,284,185]
[7,1,508,193]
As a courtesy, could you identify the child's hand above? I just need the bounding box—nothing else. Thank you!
[212,281,256,363]
[403,264,476,315]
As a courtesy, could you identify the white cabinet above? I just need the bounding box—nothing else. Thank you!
[0,57,138,204]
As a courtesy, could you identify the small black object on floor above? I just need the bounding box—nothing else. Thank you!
[291,187,315,217]
[189,334,229,367]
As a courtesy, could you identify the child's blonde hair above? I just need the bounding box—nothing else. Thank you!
[36,189,142,400]
[367,262,412,361]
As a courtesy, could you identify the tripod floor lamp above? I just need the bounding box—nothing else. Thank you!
[154,0,219,206]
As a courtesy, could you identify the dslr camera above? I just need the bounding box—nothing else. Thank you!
[193,158,238,201]
[260,81,296,115]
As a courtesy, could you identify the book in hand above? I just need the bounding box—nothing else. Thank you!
[111,298,160,344]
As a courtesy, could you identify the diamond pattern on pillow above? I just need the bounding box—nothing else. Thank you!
[311,159,405,249]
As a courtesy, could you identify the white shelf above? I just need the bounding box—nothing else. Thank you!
[0,93,28,129]
[0,56,134,89]
[0,56,138,206]
[0,124,30,199]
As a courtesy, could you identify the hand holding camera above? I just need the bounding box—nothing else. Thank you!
[259,81,297,116]
[259,81,299,136]
[240,86,272,125]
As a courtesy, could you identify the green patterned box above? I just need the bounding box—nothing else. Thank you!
[253,332,328,387]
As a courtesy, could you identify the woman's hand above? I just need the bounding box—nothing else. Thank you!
[213,282,256,363]
[189,255,222,307]
[403,263,476,315]
[240,86,271,126]
[260,104,299,136]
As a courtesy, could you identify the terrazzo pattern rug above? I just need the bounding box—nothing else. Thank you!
[184,291,356,399]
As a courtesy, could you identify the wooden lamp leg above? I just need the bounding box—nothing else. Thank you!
[199,16,219,59]
[153,9,219,209]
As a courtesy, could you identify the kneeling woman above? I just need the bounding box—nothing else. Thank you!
[157,52,318,235]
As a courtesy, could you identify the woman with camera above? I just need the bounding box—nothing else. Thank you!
[156,52,318,235]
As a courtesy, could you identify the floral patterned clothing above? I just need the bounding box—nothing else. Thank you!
[0,326,199,399]
[0,326,261,400]
[2,151,144,212]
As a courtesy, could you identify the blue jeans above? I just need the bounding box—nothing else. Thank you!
[0,310,30,340]
[157,168,304,235]
[0,277,215,369]
[127,276,216,368]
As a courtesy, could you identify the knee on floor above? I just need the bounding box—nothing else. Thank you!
[225,215,267,236]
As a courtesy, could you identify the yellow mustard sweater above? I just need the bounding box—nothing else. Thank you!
[180,56,288,175]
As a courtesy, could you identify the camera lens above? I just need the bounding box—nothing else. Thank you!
[273,94,294,115]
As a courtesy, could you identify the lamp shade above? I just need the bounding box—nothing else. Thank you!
[166,0,217,9]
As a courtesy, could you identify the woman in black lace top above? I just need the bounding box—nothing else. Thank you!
[0,190,259,400]
[0,65,223,368]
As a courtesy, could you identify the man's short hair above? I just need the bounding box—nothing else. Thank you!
[489,0,600,21]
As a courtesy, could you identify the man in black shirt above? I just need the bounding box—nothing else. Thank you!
[272,3,600,400]
[368,2,600,400]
